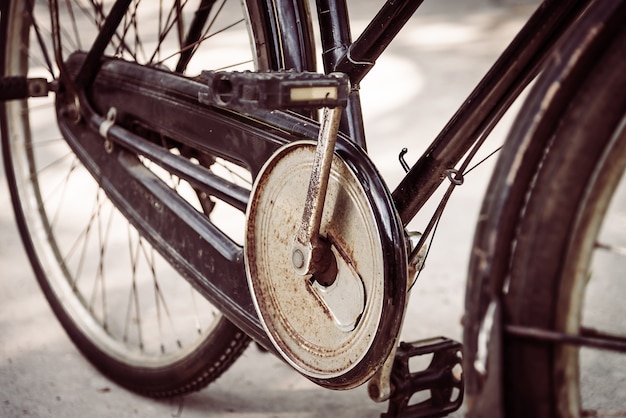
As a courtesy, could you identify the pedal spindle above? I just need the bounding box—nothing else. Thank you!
[199,70,349,111]
[382,337,464,418]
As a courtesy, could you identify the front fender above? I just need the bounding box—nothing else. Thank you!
[463,1,626,415]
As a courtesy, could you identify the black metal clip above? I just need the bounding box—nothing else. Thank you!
[382,337,463,418]
[399,148,411,173]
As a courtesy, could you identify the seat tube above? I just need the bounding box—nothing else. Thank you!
[316,0,367,148]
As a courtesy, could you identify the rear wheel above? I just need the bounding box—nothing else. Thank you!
[0,0,313,397]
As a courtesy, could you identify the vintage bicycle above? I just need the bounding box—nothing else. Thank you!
[1,0,625,416]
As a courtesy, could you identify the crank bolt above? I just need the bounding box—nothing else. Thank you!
[292,249,305,270]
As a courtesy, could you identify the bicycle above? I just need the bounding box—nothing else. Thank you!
[0,0,625,416]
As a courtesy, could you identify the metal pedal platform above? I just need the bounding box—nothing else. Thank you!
[0,77,49,101]
[382,337,463,418]
[199,70,349,111]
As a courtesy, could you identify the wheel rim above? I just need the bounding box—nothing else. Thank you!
[3,0,260,368]
[555,119,626,417]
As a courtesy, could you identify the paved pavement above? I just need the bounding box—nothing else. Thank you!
[0,1,541,417]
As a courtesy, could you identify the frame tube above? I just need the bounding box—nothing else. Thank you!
[392,0,591,225]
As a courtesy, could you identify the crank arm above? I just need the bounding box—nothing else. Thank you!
[200,68,352,278]
[291,107,343,277]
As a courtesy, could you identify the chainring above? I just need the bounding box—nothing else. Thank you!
[244,140,407,389]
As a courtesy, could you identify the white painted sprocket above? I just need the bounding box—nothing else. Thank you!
[244,140,407,389]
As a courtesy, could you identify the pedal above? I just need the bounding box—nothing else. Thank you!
[199,70,349,111]
[0,77,49,101]
[382,337,463,418]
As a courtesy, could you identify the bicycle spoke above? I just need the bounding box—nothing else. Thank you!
[79,0,136,60]
[214,58,253,71]
[580,327,626,352]
[505,324,626,353]
[26,149,74,180]
[116,1,141,61]
[155,1,249,70]
[143,245,183,353]
[174,0,185,48]
[78,1,105,29]
[582,410,626,417]
[5,0,259,391]
[59,187,99,260]
[149,0,189,64]
[21,136,66,150]
[27,6,55,75]
[87,190,114,327]
[125,225,145,350]
[63,0,83,50]
[189,284,203,335]
[45,157,81,228]
[175,0,216,72]
[62,188,106,290]
[595,241,626,257]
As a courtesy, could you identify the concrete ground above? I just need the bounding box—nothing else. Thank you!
[0,1,573,417]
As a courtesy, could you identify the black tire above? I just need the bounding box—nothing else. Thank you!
[0,0,314,397]
[502,19,626,418]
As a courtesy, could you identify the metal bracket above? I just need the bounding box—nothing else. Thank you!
[99,107,117,154]
[368,343,400,403]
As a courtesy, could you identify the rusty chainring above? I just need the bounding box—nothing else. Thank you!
[244,140,407,389]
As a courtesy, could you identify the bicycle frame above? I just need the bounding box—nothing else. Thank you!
[63,0,593,234]
[313,0,593,227]
[42,0,601,399]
